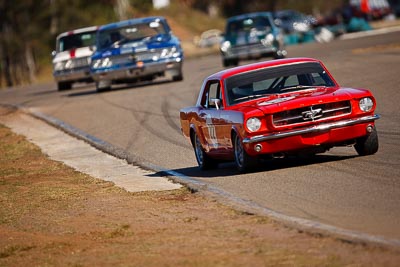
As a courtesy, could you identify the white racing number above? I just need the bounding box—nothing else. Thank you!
[206,114,218,148]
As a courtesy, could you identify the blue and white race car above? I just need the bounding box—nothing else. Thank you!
[91,16,184,92]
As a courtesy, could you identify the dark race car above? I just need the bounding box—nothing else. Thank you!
[220,12,287,67]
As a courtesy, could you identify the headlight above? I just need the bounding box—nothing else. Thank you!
[160,47,178,58]
[359,97,374,112]
[92,58,112,69]
[293,22,309,33]
[221,41,231,53]
[246,117,261,132]
[54,62,65,71]
[261,33,274,46]
[64,60,73,69]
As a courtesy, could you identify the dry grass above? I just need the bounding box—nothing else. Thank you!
[1,123,400,266]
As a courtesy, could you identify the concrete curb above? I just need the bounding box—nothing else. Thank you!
[0,105,181,193]
[2,92,400,249]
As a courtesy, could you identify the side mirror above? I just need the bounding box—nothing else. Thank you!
[51,50,57,57]
[209,98,221,110]
[274,18,282,27]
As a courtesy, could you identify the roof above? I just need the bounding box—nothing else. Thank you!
[56,26,98,39]
[98,16,167,32]
[208,58,321,80]
[227,12,273,22]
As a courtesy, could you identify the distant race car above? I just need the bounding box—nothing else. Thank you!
[180,58,380,172]
[220,12,287,67]
[90,16,184,92]
[52,26,98,91]
[272,9,317,34]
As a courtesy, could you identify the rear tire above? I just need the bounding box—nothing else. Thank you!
[233,133,257,172]
[354,127,379,156]
[192,131,217,170]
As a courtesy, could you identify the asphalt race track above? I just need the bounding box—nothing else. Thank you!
[1,29,399,246]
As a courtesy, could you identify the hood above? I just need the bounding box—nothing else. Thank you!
[238,86,371,114]
[225,28,272,46]
[94,34,173,58]
[52,46,94,63]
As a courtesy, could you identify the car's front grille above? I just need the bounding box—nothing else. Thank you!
[231,42,271,54]
[109,49,163,66]
[73,57,90,68]
[136,49,162,61]
[272,101,352,127]
[61,57,90,69]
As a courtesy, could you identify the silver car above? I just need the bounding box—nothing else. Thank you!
[52,26,98,91]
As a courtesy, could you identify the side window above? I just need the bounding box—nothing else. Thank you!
[200,81,221,109]
[208,82,219,108]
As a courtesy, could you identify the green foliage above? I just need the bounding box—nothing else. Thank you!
[0,0,117,87]
[130,0,153,13]
[0,0,345,88]
[152,0,225,34]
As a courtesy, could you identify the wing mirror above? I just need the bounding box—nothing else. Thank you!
[210,98,221,110]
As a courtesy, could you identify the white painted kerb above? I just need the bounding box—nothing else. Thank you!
[0,111,181,192]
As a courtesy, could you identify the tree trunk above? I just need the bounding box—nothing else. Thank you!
[25,44,36,83]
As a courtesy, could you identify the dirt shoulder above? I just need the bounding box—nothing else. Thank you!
[1,121,400,266]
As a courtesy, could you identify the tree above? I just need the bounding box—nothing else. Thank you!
[0,0,116,88]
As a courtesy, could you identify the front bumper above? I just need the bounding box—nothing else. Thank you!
[91,59,182,82]
[222,43,278,60]
[53,67,91,83]
[244,114,380,144]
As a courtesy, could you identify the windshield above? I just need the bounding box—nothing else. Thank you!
[275,10,304,21]
[58,31,97,52]
[225,62,336,105]
[97,20,167,50]
[226,15,272,36]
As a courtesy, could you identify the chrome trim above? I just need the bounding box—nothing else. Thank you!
[243,114,380,144]
[274,106,351,124]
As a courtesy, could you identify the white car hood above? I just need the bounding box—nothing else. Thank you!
[53,47,94,63]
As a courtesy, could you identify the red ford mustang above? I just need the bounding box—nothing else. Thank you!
[180,58,379,172]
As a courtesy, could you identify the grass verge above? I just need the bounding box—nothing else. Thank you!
[1,123,399,266]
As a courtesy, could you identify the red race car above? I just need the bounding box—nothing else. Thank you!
[180,58,379,172]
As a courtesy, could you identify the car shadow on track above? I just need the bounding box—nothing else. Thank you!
[159,154,357,178]
[64,79,175,97]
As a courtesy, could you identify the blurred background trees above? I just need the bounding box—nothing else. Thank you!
[0,0,116,87]
[0,0,385,88]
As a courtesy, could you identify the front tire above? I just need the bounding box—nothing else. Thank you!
[96,81,111,93]
[354,126,379,156]
[58,81,72,91]
[223,58,239,67]
[233,133,257,172]
[172,73,183,82]
[192,132,217,170]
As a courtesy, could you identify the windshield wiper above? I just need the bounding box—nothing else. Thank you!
[280,85,322,92]
[111,39,123,48]
[234,94,269,102]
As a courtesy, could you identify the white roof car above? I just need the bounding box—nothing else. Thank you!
[52,26,98,91]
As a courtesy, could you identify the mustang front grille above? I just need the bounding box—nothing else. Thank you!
[272,101,352,127]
